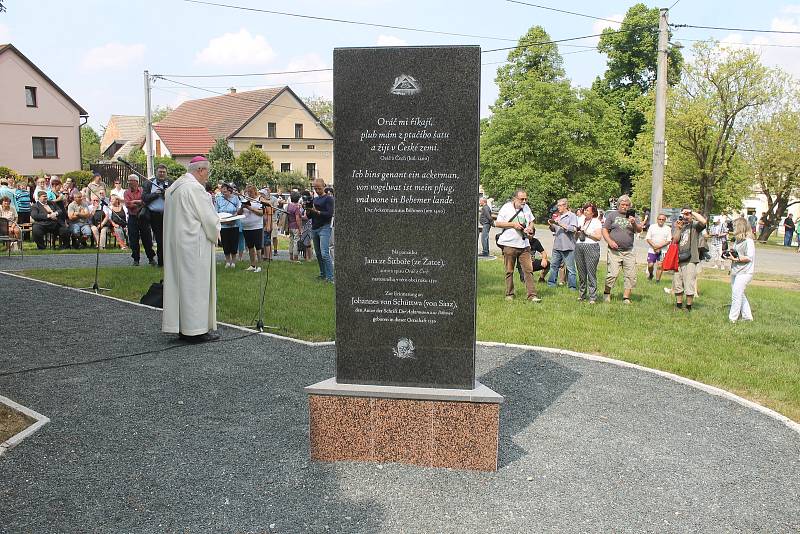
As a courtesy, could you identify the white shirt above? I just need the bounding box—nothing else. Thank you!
[645,223,672,254]
[578,217,602,244]
[496,201,534,249]
[242,200,263,231]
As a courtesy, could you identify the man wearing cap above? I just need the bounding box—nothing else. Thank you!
[162,156,222,343]
[141,163,171,267]
[123,174,156,266]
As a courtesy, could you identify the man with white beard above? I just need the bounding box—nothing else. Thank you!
[162,156,222,343]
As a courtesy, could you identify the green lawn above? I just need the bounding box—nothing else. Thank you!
[18,259,800,422]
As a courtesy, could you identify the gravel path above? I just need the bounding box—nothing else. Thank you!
[1,274,798,533]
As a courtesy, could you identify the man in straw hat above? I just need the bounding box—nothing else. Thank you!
[162,156,222,343]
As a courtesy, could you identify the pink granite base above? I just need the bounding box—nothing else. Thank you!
[308,394,500,471]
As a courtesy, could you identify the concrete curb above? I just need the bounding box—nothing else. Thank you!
[2,271,797,436]
[0,395,50,457]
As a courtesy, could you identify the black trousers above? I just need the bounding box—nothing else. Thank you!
[32,222,69,249]
[148,211,164,266]
[128,213,154,263]
[220,227,239,256]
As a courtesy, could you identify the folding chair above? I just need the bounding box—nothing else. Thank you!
[0,217,23,259]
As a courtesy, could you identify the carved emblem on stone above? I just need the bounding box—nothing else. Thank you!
[393,338,416,359]
[390,74,421,96]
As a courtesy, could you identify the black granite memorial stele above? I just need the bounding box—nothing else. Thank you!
[332,46,481,389]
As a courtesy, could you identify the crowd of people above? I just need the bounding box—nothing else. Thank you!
[492,191,758,323]
[0,168,337,284]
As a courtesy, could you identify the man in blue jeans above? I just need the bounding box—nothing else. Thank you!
[547,198,578,290]
[308,178,334,282]
[478,197,492,256]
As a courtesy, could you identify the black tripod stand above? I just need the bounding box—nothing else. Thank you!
[250,255,278,332]
[80,199,110,294]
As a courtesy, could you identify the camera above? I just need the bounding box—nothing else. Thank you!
[626,209,636,218]
[302,193,314,210]
[721,249,739,260]
[577,229,586,242]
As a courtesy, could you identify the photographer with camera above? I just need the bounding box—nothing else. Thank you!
[601,195,642,304]
[575,203,602,303]
[726,217,756,322]
[307,178,334,283]
[496,189,540,302]
[546,198,578,290]
[671,206,707,311]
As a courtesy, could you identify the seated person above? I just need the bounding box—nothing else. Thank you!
[516,226,550,282]
[31,190,70,249]
[0,195,20,239]
[109,195,128,249]
[67,191,92,248]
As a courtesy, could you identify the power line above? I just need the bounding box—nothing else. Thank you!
[154,68,332,78]
[483,29,650,53]
[152,76,310,111]
[672,23,800,35]
[183,0,519,41]
[504,0,622,24]
[673,37,800,49]
[669,0,682,9]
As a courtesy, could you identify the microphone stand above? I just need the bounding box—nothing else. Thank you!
[80,197,110,294]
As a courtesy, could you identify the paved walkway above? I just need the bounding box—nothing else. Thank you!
[1,274,798,533]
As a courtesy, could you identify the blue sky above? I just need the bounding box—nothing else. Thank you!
[2,0,799,131]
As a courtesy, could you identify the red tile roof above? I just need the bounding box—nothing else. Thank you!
[156,87,285,141]
[153,125,216,156]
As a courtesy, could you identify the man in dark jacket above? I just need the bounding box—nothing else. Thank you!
[31,190,70,249]
[141,164,171,267]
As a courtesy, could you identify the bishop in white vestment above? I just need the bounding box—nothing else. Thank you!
[162,156,221,342]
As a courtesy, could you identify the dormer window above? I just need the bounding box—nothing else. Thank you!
[25,86,37,107]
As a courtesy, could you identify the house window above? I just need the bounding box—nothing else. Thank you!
[281,144,290,150]
[307,144,315,150]
[268,123,276,138]
[155,139,162,157]
[295,123,303,138]
[25,86,37,107]
[32,137,58,158]
[281,163,291,173]
[306,163,316,178]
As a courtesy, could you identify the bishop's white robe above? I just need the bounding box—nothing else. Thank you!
[162,172,220,335]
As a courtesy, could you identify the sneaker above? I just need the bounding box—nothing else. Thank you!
[245,265,256,272]
[588,300,597,305]
[623,298,632,305]
[505,295,514,301]
[528,296,542,303]
[603,293,611,303]
[253,267,262,273]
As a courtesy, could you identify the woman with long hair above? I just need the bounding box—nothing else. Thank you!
[574,203,603,303]
[729,217,756,323]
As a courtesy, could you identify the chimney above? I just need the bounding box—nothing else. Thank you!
[229,87,237,95]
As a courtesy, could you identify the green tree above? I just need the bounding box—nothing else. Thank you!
[80,125,101,170]
[670,42,781,217]
[481,78,624,218]
[209,161,244,188]
[151,105,173,123]
[208,138,235,164]
[493,25,564,109]
[593,3,683,191]
[236,144,273,180]
[302,96,333,131]
[128,148,186,179]
[742,93,800,240]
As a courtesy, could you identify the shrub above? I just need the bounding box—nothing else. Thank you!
[62,170,94,189]
[274,171,310,192]
[0,166,20,182]
[208,138,235,164]
[128,148,186,179]
[209,161,244,188]
[236,144,273,179]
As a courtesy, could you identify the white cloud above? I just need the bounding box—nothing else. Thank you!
[81,42,145,70]
[712,9,800,79]
[376,34,408,47]
[283,53,332,99]
[0,23,11,43]
[590,14,623,46]
[195,29,275,65]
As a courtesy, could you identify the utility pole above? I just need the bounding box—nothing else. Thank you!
[650,8,669,220]
[143,70,154,179]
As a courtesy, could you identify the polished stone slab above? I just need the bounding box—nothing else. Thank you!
[305,377,503,404]
[332,46,481,389]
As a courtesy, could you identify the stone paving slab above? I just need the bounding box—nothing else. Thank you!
[1,274,798,533]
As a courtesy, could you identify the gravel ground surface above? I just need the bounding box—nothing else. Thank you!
[1,274,798,533]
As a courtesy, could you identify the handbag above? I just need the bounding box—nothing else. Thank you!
[662,243,679,271]
[140,280,163,308]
